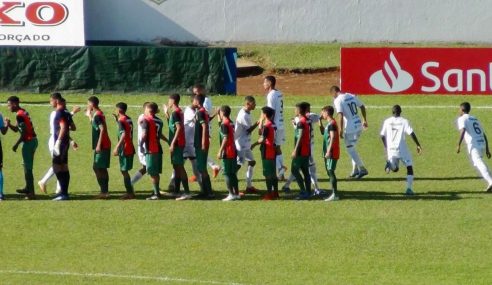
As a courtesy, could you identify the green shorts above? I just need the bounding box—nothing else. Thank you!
[119,155,134,172]
[262,159,276,177]
[94,150,111,169]
[22,138,38,170]
[325,158,338,172]
[222,158,238,176]
[146,153,162,176]
[171,147,184,166]
[291,156,310,171]
[196,148,208,172]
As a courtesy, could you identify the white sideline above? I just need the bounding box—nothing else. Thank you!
[0,269,249,285]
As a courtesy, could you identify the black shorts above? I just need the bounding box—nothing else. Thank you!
[52,143,69,165]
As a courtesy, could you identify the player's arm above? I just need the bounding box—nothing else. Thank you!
[484,133,491,158]
[319,118,325,135]
[457,128,466,154]
[0,118,8,135]
[326,128,336,158]
[170,120,182,152]
[54,118,68,155]
[113,122,125,156]
[252,126,267,150]
[410,132,423,154]
[201,122,207,150]
[71,106,81,116]
[337,112,344,138]
[246,120,259,134]
[217,125,228,159]
[12,117,25,151]
[6,116,19,132]
[292,123,303,158]
[69,120,77,131]
[96,120,106,153]
[162,104,170,120]
[139,120,147,153]
[381,135,387,149]
[360,105,368,128]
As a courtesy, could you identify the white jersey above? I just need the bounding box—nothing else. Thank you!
[267,89,284,129]
[457,114,486,152]
[380,116,414,156]
[235,108,253,150]
[49,110,57,135]
[137,114,145,146]
[334,93,364,134]
[184,106,196,147]
[204,97,213,115]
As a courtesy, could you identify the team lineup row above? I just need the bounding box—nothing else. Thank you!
[0,78,491,201]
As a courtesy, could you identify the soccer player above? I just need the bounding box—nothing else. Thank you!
[113,102,136,200]
[52,97,74,201]
[381,105,423,195]
[217,105,240,201]
[6,96,38,200]
[140,102,167,200]
[251,107,279,200]
[264,76,287,180]
[167,94,192,201]
[192,84,221,178]
[38,92,80,195]
[193,94,214,199]
[331,86,369,179]
[130,102,149,186]
[182,98,201,182]
[235,96,259,194]
[87,96,112,199]
[0,112,8,201]
[320,106,340,201]
[456,102,492,192]
[291,102,312,200]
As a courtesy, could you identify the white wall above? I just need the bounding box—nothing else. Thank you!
[85,0,492,43]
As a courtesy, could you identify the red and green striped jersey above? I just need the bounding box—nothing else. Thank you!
[141,114,163,154]
[294,115,311,157]
[260,120,276,160]
[169,107,186,148]
[117,114,135,156]
[194,107,210,149]
[91,110,111,150]
[16,108,36,142]
[219,118,236,159]
[323,119,340,160]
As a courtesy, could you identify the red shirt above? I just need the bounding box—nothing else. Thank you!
[16,108,36,142]
[220,118,236,159]
[260,120,276,160]
[92,110,111,150]
[141,114,164,154]
[118,115,135,156]
[194,107,210,149]
[170,107,186,148]
[295,115,311,157]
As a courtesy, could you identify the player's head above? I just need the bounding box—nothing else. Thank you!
[50,92,62,108]
[116,102,127,115]
[169,93,180,107]
[244,96,256,111]
[321,105,335,119]
[142,102,149,112]
[219,105,231,120]
[262,106,275,120]
[392,105,402,117]
[193,94,206,108]
[263,76,276,91]
[330,85,341,97]
[297,102,309,115]
[192,84,206,96]
[58,97,66,108]
[7,96,20,112]
[460,102,471,114]
[87,96,99,110]
[146,102,159,115]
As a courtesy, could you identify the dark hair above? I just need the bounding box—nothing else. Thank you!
[392,105,402,116]
[88,96,99,107]
[143,102,149,108]
[116,102,128,113]
[194,94,206,106]
[322,105,335,116]
[461,102,471,113]
[148,102,158,114]
[193,83,206,90]
[262,106,275,119]
[59,97,66,104]
[330,86,341,93]
[264,76,276,88]
[170,93,180,105]
[51,92,62,100]
[7,96,19,104]
[245,96,255,103]
[298,102,309,114]
[220,105,231,117]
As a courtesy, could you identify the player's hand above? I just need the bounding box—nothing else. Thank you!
[71,141,78,150]
[162,104,168,114]
[72,106,81,114]
[169,144,174,153]
[487,150,491,159]
[4,118,10,126]
[202,143,207,151]
[363,121,368,129]
[112,148,118,156]
[12,144,18,152]
[416,146,423,155]
[85,108,91,118]
[456,146,461,154]
[291,151,297,159]
[95,146,101,153]
[53,140,61,156]
[216,152,221,160]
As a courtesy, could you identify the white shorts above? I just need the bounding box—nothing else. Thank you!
[344,130,362,147]
[469,147,485,167]
[237,149,255,165]
[183,145,196,159]
[48,136,55,157]
[388,148,413,168]
[138,151,146,166]
[275,128,286,146]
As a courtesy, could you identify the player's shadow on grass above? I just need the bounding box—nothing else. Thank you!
[322,176,482,183]
[339,190,484,201]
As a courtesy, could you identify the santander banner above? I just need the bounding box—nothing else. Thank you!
[341,47,492,95]
[0,0,85,46]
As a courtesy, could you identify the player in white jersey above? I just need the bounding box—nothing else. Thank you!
[456,102,492,192]
[282,110,322,195]
[192,84,222,178]
[38,92,80,194]
[264,76,287,180]
[380,105,422,195]
[130,102,149,185]
[235,96,260,194]
[331,86,369,179]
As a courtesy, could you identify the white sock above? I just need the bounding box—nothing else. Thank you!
[246,165,254,188]
[475,159,492,185]
[406,175,414,189]
[56,181,61,191]
[171,170,176,180]
[207,157,219,169]
[347,147,363,170]
[284,174,296,188]
[190,160,202,183]
[131,171,143,185]
[276,155,285,175]
[309,163,319,191]
[40,167,55,184]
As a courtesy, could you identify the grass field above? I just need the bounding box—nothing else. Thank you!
[0,93,491,284]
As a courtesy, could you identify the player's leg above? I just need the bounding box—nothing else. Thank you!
[207,157,221,179]
[470,148,492,190]
[222,158,235,201]
[275,129,287,180]
[119,155,135,199]
[308,155,321,194]
[39,137,57,194]
[195,149,213,198]
[146,153,162,200]
[241,150,257,193]
[300,158,312,196]
[325,159,339,201]
[262,159,278,200]
[345,132,367,178]
[131,151,147,185]
[291,157,308,199]
[21,139,37,199]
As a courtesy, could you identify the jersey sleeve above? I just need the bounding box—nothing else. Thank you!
[327,122,336,134]
[354,96,364,107]
[16,114,26,133]
[172,111,181,125]
[296,120,305,130]
[309,113,320,124]
[94,114,103,126]
[204,98,213,114]
[380,120,387,136]
[404,120,414,135]
[220,123,229,137]
[266,93,274,109]
[140,119,148,131]
[457,116,465,130]
[197,111,206,125]
[118,120,125,134]
[334,98,342,114]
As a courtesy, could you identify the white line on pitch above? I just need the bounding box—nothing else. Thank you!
[0,270,250,285]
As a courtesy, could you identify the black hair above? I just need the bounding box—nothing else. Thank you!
[220,105,231,117]
[194,94,206,106]
[322,105,335,116]
[330,86,341,93]
[193,83,206,90]
[88,96,99,107]
[51,92,62,100]
[148,102,158,114]
[245,96,255,103]
[264,76,276,88]
[262,106,275,119]
[298,102,309,114]
[59,97,66,104]
[461,102,471,113]
[7,96,19,104]
[392,105,402,116]
[116,102,128,113]
[170,93,181,105]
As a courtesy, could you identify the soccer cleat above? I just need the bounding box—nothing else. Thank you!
[120,193,136,200]
[188,175,198,183]
[53,195,69,201]
[356,169,369,179]
[24,193,36,200]
[349,170,360,178]
[485,184,492,193]
[282,186,291,193]
[405,188,415,196]
[325,193,339,202]
[313,189,327,197]
[262,193,274,201]
[272,191,280,199]
[295,192,311,200]
[212,167,221,179]
[233,195,241,200]
[16,188,28,194]
[0,195,4,201]
[37,181,47,194]
[243,187,259,194]
[160,191,180,198]
[222,194,235,201]
[146,195,161,200]
[94,193,110,200]
[384,161,391,174]
[176,193,192,201]
[55,188,62,195]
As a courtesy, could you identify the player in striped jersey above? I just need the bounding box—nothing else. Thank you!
[193,94,214,199]
[217,105,240,201]
[320,106,340,202]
